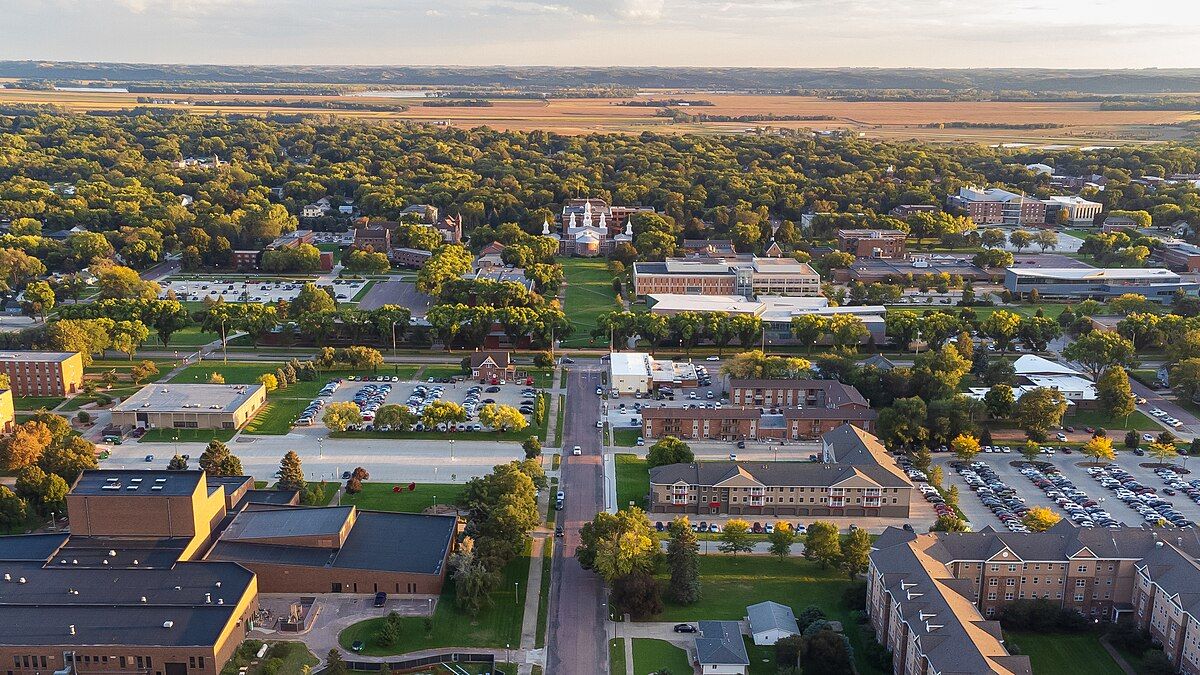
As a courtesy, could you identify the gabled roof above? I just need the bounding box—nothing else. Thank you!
[822,424,910,486]
[747,601,799,636]
[696,621,750,665]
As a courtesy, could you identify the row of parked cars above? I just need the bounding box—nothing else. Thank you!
[1149,408,1186,429]
[1018,463,1118,529]
[652,520,805,535]
[1088,465,1194,528]
[354,383,392,423]
[295,379,342,427]
[954,461,1032,533]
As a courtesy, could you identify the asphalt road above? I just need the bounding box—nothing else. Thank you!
[547,365,607,675]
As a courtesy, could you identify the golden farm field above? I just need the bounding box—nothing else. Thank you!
[1,88,1194,142]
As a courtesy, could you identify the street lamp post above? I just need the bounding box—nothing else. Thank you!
[449,439,455,461]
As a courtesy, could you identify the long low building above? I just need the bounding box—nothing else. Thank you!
[1004,266,1199,303]
[647,424,911,517]
[111,384,268,431]
[645,294,887,346]
[868,522,1200,675]
[633,256,821,298]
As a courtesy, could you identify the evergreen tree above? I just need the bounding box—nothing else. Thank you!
[277,450,306,492]
[665,517,700,605]
[198,439,243,476]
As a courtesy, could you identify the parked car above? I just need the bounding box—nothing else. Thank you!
[573,445,582,456]
[374,592,387,607]
[674,623,698,633]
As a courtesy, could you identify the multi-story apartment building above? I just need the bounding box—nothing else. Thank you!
[647,424,910,517]
[0,351,84,396]
[633,257,820,299]
[641,403,877,441]
[868,522,1200,675]
[836,229,908,259]
[1157,239,1200,273]
[728,378,871,408]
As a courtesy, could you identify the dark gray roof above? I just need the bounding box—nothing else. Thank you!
[822,424,911,485]
[0,559,254,648]
[222,506,352,542]
[209,510,456,576]
[333,512,455,575]
[0,533,67,562]
[696,621,749,665]
[747,601,799,636]
[244,489,300,505]
[52,537,191,569]
[729,379,869,408]
[72,470,203,497]
[207,475,252,496]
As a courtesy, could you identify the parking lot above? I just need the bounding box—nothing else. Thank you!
[935,452,1200,531]
[293,376,541,434]
[159,277,367,304]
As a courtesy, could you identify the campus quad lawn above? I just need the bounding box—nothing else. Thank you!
[338,544,531,655]
[1006,632,1124,675]
[560,258,621,348]
[631,639,691,675]
[614,453,649,510]
[339,482,467,512]
[653,555,882,675]
[13,396,65,411]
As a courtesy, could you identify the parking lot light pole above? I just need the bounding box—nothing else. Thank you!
[449,439,455,461]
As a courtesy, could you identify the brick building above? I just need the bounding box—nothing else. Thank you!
[867,522,1200,675]
[633,257,820,299]
[470,352,516,383]
[111,384,267,432]
[0,350,85,397]
[647,425,910,517]
[0,468,458,675]
[728,379,871,409]
[0,388,12,434]
[836,229,908,259]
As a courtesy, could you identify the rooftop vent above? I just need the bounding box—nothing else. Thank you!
[205,593,211,604]
[217,598,224,605]
[130,478,142,484]
[108,550,117,557]
[151,485,164,491]
[163,621,174,629]
[2,573,8,582]
[105,477,119,483]
[155,478,167,483]
[141,596,148,603]
[215,581,222,588]
[18,577,26,584]
[68,625,75,636]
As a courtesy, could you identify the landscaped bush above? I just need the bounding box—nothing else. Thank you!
[1106,618,1153,656]
[841,581,867,609]
[998,599,1089,633]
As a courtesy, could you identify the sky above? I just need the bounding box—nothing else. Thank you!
[1,0,1200,68]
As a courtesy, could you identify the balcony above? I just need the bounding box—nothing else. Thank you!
[864,498,882,508]
[829,488,845,497]
[830,498,846,508]
[865,488,882,497]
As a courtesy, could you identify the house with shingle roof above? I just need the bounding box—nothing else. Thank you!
[695,620,750,674]
[746,601,799,645]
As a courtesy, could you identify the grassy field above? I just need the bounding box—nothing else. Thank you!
[631,639,692,675]
[339,482,467,512]
[1066,409,1159,432]
[535,540,553,649]
[1006,632,1124,675]
[654,555,881,675]
[615,453,649,511]
[554,394,565,447]
[608,640,625,675]
[612,428,641,447]
[13,396,65,411]
[561,258,620,348]
[141,325,222,348]
[220,640,318,675]
[418,365,468,380]
[1,88,1192,142]
[339,543,531,655]
[243,397,313,435]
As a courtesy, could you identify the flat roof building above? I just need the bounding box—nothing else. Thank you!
[633,257,820,299]
[111,384,268,431]
[0,350,84,397]
[1004,266,1198,303]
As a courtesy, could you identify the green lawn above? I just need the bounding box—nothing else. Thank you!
[745,639,777,675]
[339,544,531,655]
[631,639,691,675]
[615,453,649,511]
[1067,409,1160,432]
[419,365,468,381]
[654,555,880,675]
[339,482,467,512]
[554,394,565,447]
[535,540,553,649]
[243,397,313,435]
[59,386,142,412]
[138,428,236,443]
[142,325,222,348]
[526,367,555,388]
[561,258,620,348]
[1006,632,1124,675]
[13,396,65,411]
[613,428,641,447]
[609,639,625,675]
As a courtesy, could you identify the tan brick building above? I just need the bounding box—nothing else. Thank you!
[868,523,1200,675]
[0,468,459,675]
[0,350,84,397]
[632,257,820,299]
[0,388,12,434]
[111,384,267,431]
[647,425,911,517]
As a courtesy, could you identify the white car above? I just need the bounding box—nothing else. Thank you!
[596,420,603,428]
[572,446,582,456]
[706,356,720,361]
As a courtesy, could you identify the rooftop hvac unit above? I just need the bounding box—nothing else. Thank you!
[162,621,174,629]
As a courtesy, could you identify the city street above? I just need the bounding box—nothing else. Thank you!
[547,365,607,675]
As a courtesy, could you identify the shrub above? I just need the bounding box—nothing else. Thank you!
[76,411,90,424]
[998,599,1088,633]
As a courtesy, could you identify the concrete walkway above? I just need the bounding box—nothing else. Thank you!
[608,621,701,675]
[517,534,548,675]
